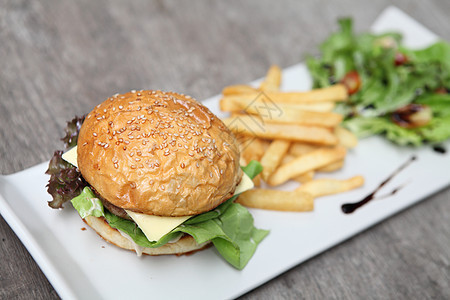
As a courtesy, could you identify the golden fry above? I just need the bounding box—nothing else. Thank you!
[221,84,347,105]
[237,189,314,212]
[252,174,262,187]
[220,96,335,113]
[317,159,344,172]
[296,176,364,198]
[244,107,342,128]
[289,142,322,156]
[260,65,282,92]
[268,146,347,186]
[241,137,266,163]
[223,115,338,145]
[293,170,315,183]
[260,140,291,181]
[222,84,257,96]
[264,84,348,103]
[335,126,358,148]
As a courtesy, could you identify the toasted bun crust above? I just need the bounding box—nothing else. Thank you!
[84,216,209,255]
[77,90,241,216]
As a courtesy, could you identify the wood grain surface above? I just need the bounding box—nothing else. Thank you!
[1,0,449,299]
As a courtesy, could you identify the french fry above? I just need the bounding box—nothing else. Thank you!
[281,153,295,165]
[296,176,364,198]
[223,115,338,145]
[260,65,282,92]
[241,137,266,163]
[281,154,315,183]
[268,146,347,186]
[265,84,348,103]
[289,142,322,156]
[293,170,315,183]
[221,84,347,104]
[335,126,358,148]
[252,174,262,187]
[317,159,344,172]
[222,84,257,96]
[237,189,314,212]
[245,106,343,127]
[294,102,335,112]
[260,140,291,181]
[220,96,336,113]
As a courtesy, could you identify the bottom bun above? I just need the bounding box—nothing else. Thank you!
[84,216,210,256]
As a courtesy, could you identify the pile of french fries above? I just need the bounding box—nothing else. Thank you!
[220,65,364,212]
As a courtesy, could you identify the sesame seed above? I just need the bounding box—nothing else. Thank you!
[93,132,97,137]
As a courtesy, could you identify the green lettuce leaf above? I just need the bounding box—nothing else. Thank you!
[70,161,268,269]
[71,187,104,218]
[344,117,423,146]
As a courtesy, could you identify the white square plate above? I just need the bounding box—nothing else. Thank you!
[1,6,449,299]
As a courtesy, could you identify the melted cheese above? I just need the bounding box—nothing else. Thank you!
[62,146,255,242]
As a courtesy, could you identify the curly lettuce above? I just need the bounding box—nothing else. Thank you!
[45,151,87,209]
[46,115,87,208]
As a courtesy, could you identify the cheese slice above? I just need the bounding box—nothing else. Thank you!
[62,146,255,242]
[62,146,78,168]
[124,172,254,242]
[125,211,190,242]
[235,171,254,195]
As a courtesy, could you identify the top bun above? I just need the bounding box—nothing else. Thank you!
[77,90,241,217]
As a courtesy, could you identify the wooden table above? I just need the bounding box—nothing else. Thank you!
[1,1,449,299]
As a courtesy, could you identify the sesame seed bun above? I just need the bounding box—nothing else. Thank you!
[77,90,241,217]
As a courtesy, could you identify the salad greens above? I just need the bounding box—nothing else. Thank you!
[70,161,268,269]
[306,18,450,146]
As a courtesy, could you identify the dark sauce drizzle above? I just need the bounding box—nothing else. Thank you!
[432,145,447,154]
[341,156,417,214]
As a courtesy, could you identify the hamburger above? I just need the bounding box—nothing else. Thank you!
[46,90,267,269]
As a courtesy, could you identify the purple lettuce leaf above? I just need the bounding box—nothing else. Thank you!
[46,150,87,209]
[61,115,85,149]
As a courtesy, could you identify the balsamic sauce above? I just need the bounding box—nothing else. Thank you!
[341,156,417,214]
[432,145,447,154]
